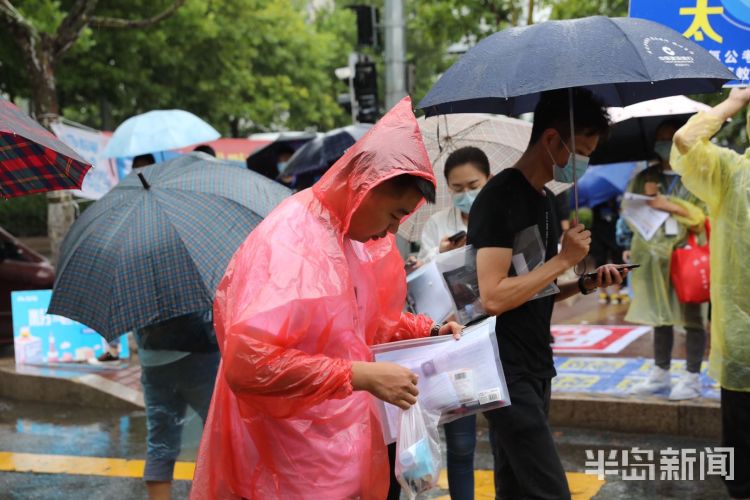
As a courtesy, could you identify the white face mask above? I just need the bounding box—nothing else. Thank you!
[452,188,481,214]
[546,137,590,183]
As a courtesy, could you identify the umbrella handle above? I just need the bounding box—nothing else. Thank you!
[568,88,579,226]
[137,173,151,190]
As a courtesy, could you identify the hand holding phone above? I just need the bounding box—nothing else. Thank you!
[448,230,467,244]
[584,263,640,280]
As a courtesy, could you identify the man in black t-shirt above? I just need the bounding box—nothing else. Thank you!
[468,88,628,499]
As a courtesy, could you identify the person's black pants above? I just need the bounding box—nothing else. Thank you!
[484,376,570,500]
[722,387,750,498]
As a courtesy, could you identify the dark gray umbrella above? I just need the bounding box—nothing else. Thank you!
[418,16,735,116]
[48,153,291,341]
[418,16,734,220]
[281,124,372,177]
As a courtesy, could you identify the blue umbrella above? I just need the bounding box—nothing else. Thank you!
[104,110,220,158]
[575,162,639,208]
[281,124,372,177]
[418,16,735,116]
[48,153,291,340]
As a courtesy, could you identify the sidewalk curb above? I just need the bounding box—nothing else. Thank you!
[0,359,143,410]
[474,392,720,439]
[549,392,720,438]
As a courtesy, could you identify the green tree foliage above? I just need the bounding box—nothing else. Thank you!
[1,0,354,135]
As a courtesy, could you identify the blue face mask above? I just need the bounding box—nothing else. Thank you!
[277,161,288,174]
[547,139,590,183]
[452,188,481,214]
[653,140,672,163]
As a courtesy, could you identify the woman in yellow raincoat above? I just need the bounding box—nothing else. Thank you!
[190,97,461,500]
[672,87,750,499]
[625,119,707,401]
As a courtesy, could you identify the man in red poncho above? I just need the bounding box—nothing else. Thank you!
[191,97,462,499]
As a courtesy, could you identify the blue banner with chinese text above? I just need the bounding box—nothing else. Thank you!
[630,0,750,86]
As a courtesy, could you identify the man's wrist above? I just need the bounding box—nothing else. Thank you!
[578,276,595,295]
[430,322,442,337]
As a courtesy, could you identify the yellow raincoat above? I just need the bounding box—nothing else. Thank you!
[672,111,750,391]
[624,165,706,329]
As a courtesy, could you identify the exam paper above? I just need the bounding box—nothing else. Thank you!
[621,192,670,241]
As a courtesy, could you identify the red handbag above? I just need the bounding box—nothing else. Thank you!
[670,220,710,304]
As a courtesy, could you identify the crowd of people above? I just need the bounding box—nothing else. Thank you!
[114,86,750,500]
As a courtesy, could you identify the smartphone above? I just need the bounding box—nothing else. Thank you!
[584,263,640,280]
[448,230,467,243]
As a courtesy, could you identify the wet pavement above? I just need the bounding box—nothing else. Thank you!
[0,398,729,499]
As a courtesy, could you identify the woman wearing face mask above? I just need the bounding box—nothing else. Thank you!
[415,146,489,500]
[626,118,708,401]
[418,147,491,263]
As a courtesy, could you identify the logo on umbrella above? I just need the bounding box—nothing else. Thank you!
[643,37,696,68]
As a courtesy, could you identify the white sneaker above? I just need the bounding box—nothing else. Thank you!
[631,366,671,395]
[669,372,702,401]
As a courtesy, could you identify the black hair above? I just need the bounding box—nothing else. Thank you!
[655,118,684,136]
[194,144,216,157]
[529,88,610,145]
[384,174,436,204]
[443,146,490,180]
[277,144,296,157]
[132,153,155,169]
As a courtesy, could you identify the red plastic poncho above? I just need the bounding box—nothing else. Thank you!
[191,97,437,500]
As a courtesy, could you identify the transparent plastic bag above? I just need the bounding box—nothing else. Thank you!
[395,400,442,499]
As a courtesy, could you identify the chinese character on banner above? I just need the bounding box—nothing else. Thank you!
[736,67,750,82]
[680,0,724,43]
[631,0,750,87]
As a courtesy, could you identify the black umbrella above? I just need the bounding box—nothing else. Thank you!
[418,16,734,116]
[245,132,316,180]
[281,124,372,178]
[418,16,734,219]
[590,96,712,165]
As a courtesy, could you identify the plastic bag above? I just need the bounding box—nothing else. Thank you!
[395,400,442,499]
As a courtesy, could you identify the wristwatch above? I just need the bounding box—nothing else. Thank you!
[578,276,594,295]
[430,322,442,337]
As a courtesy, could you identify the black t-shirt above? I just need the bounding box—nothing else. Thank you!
[467,168,559,380]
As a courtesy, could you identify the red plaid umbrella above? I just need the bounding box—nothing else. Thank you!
[0,98,91,198]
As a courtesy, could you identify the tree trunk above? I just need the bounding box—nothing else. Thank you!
[526,0,535,26]
[26,39,76,267]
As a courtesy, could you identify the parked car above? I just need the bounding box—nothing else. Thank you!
[0,226,55,344]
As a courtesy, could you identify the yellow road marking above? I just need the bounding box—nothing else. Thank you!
[0,452,605,497]
[436,469,604,499]
[0,452,194,481]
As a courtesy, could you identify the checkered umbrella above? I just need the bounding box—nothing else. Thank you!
[0,98,91,198]
[398,113,570,242]
[48,153,291,341]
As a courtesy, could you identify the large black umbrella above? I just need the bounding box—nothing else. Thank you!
[418,16,734,117]
[590,96,711,165]
[418,16,734,218]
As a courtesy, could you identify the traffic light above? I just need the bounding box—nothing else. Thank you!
[348,5,380,49]
[353,60,379,123]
